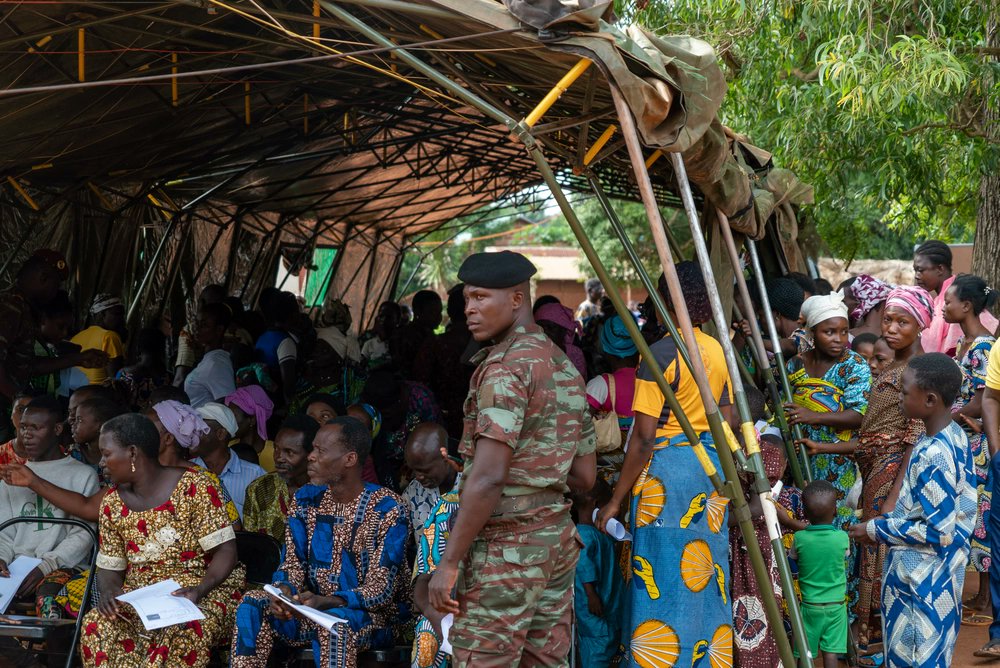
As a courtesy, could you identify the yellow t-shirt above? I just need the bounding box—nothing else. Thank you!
[70,326,125,385]
[632,329,732,439]
[986,339,1000,390]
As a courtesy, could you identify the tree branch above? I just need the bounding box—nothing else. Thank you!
[779,67,819,82]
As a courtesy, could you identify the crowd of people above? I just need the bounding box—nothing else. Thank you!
[0,238,994,668]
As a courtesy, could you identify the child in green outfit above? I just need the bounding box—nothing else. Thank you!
[792,479,850,668]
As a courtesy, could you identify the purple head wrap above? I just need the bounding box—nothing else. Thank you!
[224,385,274,442]
[885,285,934,329]
[152,400,210,450]
[534,303,587,378]
[848,274,893,321]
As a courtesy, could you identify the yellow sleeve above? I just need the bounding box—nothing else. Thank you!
[102,330,125,359]
[987,340,1000,390]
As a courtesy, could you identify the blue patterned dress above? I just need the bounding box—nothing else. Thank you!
[624,331,733,668]
[231,483,411,668]
[952,334,995,571]
[786,351,872,530]
[870,420,976,668]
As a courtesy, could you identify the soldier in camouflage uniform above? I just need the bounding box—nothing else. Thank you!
[427,251,597,668]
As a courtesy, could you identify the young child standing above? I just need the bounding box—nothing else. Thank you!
[571,479,623,667]
[792,480,850,668]
[849,353,976,668]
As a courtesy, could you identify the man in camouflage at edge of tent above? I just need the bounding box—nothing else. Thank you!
[427,250,597,667]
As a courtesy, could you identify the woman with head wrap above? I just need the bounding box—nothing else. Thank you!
[147,400,242,527]
[596,261,735,667]
[845,274,893,337]
[585,314,640,482]
[225,385,276,472]
[784,293,873,623]
[852,285,933,664]
[0,399,242,530]
[534,302,587,379]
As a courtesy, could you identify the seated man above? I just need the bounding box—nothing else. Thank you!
[0,396,99,617]
[231,417,411,668]
[402,423,460,545]
[411,450,461,668]
[192,402,265,519]
[243,414,318,542]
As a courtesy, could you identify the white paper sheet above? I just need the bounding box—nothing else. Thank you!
[440,613,454,655]
[0,556,43,613]
[592,509,632,542]
[116,579,205,631]
[263,585,347,635]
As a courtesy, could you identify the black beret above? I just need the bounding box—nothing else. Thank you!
[457,251,536,289]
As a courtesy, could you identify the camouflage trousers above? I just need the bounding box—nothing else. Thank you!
[451,504,581,668]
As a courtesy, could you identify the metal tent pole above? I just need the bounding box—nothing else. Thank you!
[609,88,797,668]
[716,212,806,488]
[745,238,814,482]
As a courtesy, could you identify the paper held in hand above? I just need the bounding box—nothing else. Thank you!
[263,584,348,635]
[592,509,632,542]
[0,556,43,613]
[116,579,205,631]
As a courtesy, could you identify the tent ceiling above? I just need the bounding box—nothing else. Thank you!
[0,1,688,244]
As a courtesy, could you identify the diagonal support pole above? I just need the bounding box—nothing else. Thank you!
[611,86,800,668]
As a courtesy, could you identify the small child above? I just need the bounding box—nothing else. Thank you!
[849,353,975,668]
[792,480,849,668]
[868,336,894,377]
[851,332,878,364]
[571,479,623,667]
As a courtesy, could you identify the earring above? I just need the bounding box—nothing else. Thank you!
[131,458,136,473]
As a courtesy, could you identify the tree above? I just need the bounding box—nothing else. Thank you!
[622,0,998,275]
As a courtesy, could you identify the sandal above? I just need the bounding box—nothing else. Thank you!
[856,653,884,667]
[974,639,1000,659]
[963,613,994,627]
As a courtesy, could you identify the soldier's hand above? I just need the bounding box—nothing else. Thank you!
[428,563,460,615]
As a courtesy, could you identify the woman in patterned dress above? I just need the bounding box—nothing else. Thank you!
[942,274,998,614]
[852,285,933,665]
[597,263,733,668]
[785,293,872,533]
[80,413,243,668]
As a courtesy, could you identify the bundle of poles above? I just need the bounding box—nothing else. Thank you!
[300,4,825,665]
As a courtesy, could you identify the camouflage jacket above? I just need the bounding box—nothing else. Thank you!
[460,323,595,496]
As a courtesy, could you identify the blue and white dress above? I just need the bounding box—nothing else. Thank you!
[868,420,976,668]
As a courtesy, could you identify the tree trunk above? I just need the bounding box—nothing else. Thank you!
[971,15,1000,290]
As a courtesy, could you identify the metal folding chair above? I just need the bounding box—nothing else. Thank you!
[0,515,98,668]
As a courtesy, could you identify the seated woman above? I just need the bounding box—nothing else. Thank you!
[786,292,872,531]
[80,413,243,668]
[1,400,240,529]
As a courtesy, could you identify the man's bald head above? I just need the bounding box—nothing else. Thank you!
[404,422,455,491]
[405,422,448,458]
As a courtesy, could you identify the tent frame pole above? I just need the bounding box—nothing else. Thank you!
[610,86,798,668]
[745,238,814,482]
[716,212,807,488]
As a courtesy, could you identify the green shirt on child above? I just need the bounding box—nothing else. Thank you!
[793,524,850,603]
